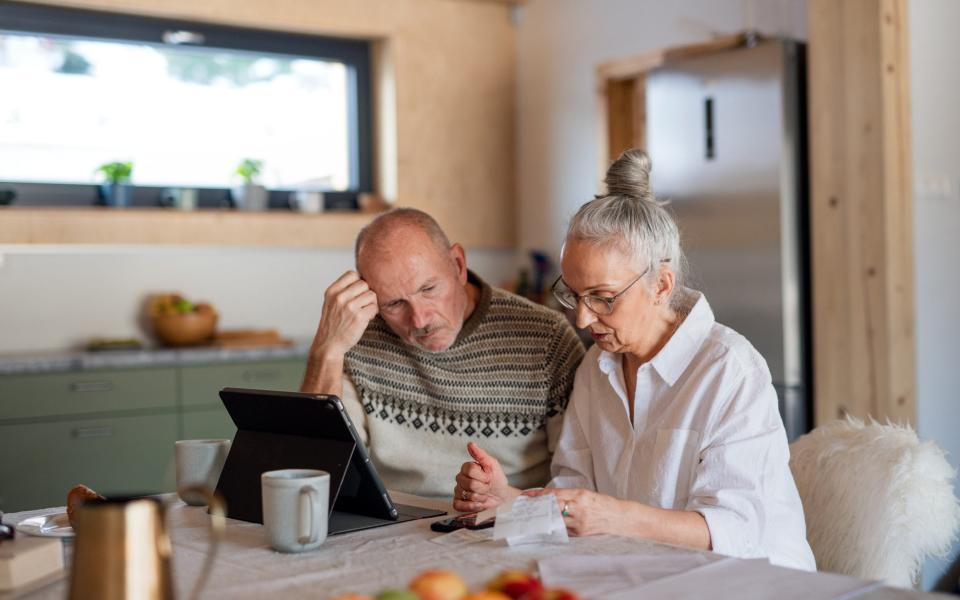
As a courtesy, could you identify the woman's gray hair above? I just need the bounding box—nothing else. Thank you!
[566,148,687,304]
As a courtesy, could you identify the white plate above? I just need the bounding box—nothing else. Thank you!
[15,512,74,538]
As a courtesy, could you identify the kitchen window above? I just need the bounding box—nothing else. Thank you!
[0,2,372,209]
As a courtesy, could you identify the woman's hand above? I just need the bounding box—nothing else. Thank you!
[453,442,518,512]
[523,488,624,536]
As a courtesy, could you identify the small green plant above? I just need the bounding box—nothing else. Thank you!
[95,161,133,184]
[235,159,263,185]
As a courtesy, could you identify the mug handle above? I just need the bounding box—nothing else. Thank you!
[298,486,321,545]
[181,487,226,600]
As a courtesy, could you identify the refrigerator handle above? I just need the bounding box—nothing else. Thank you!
[705,96,715,160]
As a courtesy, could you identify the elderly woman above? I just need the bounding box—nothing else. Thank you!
[453,149,815,571]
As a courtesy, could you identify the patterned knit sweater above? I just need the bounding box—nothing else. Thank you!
[341,272,585,498]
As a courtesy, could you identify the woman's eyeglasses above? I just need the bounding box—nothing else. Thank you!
[551,259,669,316]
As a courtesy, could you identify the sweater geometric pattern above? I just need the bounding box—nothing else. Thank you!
[344,274,584,439]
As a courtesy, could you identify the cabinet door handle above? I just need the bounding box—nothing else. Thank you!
[69,380,114,393]
[72,426,114,439]
[242,369,280,382]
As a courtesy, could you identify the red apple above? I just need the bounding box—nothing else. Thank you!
[486,571,543,600]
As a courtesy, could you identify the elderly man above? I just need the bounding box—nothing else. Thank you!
[301,208,584,498]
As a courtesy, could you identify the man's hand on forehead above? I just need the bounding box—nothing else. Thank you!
[310,271,379,359]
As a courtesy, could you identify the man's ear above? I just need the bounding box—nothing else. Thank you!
[449,243,468,284]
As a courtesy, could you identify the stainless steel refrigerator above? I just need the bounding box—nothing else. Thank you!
[645,39,810,441]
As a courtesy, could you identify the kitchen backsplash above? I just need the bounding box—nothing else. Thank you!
[0,246,517,353]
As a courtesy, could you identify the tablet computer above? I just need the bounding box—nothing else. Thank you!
[214,387,446,534]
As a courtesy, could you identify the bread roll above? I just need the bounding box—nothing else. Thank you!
[66,484,103,529]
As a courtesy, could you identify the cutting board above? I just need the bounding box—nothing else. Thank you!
[211,329,293,349]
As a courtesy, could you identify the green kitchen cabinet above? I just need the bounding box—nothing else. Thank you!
[181,408,237,441]
[0,356,307,512]
[0,368,177,420]
[179,359,306,408]
[0,413,178,513]
[177,359,304,440]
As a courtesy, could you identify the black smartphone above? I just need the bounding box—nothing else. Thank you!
[429,512,495,533]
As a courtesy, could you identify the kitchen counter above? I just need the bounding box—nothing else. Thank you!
[0,342,310,375]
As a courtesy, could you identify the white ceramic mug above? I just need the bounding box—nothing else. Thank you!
[175,439,231,506]
[261,469,329,553]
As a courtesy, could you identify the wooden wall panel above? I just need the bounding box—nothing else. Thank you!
[603,77,647,164]
[606,78,636,161]
[0,208,375,246]
[6,0,517,248]
[808,0,915,425]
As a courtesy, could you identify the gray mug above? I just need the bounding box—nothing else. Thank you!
[175,439,230,506]
[261,469,329,553]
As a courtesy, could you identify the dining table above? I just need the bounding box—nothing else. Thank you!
[1,492,950,600]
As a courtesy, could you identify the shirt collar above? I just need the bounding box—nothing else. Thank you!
[595,288,714,386]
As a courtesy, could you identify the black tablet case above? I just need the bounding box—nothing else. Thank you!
[214,388,445,534]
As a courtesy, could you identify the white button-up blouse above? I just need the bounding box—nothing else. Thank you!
[549,288,816,571]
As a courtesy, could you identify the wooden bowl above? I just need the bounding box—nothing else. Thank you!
[151,311,218,347]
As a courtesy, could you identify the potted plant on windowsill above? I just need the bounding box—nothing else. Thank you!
[95,161,133,207]
[231,158,268,211]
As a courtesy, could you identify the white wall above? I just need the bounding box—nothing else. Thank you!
[911,0,960,590]
[0,246,516,353]
[515,0,806,258]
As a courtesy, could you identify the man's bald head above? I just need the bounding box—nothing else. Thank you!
[355,208,452,270]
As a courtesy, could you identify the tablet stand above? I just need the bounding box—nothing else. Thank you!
[215,429,356,524]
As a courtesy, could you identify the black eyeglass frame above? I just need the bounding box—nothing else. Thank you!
[551,258,671,316]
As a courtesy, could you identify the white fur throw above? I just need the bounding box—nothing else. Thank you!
[789,418,960,587]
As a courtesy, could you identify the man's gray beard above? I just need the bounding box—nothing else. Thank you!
[411,325,457,354]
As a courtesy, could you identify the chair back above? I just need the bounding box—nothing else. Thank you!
[789,418,960,587]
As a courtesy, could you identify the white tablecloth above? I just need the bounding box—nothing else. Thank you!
[2,493,947,600]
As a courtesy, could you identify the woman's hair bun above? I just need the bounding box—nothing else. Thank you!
[604,148,653,200]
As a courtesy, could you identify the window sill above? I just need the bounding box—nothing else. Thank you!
[0,207,379,247]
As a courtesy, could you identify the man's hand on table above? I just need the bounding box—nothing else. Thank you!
[453,442,520,512]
